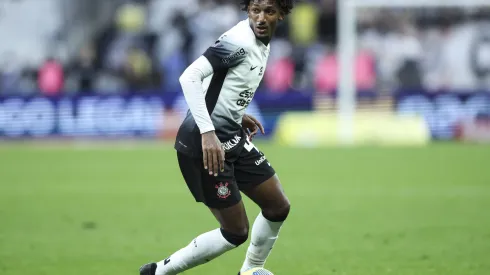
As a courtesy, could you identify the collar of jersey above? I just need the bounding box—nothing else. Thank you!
[256,39,270,52]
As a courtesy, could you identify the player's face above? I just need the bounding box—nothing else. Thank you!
[248,0,283,42]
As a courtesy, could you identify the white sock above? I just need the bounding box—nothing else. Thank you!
[240,212,284,272]
[155,228,236,275]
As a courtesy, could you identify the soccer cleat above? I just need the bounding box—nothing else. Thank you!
[139,263,157,275]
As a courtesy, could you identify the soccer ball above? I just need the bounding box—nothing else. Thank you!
[241,267,274,275]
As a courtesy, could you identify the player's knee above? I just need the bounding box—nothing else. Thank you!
[262,201,291,222]
[220,227,248,247]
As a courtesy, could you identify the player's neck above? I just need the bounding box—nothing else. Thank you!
[257,37,270,46]
[248,20,271,46]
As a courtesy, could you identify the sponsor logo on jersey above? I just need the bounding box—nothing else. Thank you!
[221,134,241,151]
[255,155,267,166]
[221,48,246,64]
[237,89,254,108]
[216,182,231,199]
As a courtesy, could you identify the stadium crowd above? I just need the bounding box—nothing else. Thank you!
[1,0,490,96]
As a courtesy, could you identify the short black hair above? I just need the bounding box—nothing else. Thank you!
[240,0,295,15]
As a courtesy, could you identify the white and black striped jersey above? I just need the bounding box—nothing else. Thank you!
[175,19,270,157]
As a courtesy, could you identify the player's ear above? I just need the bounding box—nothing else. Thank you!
[278,10,285,21]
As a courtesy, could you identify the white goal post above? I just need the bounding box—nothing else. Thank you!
[337,0,490,145]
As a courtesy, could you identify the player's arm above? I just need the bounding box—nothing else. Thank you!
[179,56,215,134]
[179,56,223,177]
[179,35,248,176]
[179,35,248,133]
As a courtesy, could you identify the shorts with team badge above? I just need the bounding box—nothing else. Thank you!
[177,136,275,209]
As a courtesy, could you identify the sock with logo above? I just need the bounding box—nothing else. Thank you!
[155,228,241,275]
[240,212,285,272]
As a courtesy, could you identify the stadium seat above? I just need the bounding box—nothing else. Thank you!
[314,50,376,93]
[264,58,295,93]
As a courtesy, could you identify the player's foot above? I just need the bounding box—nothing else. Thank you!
[139,263,157,275]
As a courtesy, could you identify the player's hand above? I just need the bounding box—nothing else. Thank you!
[201,131,225,176]
[242,114,265,141]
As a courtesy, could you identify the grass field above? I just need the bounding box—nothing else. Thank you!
[1,142,490,275]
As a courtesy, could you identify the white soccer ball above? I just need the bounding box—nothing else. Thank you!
[241,267,274,275]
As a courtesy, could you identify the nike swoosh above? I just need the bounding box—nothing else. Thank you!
[250,66,257,71]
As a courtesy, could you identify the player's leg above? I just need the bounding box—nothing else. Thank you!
[140,152,249,275]
[239,174,290,272]
[234,140,290,272]
[151,202,249,275]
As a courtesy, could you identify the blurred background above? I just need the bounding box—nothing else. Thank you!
[0,0,489,143]
[1,1,490,275]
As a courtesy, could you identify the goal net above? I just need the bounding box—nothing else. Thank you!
[336,0,490,144]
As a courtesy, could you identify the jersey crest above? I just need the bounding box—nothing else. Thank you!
[216,182,231,199]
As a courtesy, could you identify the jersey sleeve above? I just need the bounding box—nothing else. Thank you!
[203,35,248,71]
[179,56,215,134]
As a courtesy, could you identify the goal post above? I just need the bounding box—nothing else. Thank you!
[337,0,490,145]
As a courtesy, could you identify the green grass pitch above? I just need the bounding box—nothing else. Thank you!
[1,142,490,275]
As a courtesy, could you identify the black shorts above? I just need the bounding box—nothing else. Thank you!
[177,138,275,209]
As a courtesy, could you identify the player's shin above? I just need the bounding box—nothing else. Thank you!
[240,211,287,272]
[155,228,246,275]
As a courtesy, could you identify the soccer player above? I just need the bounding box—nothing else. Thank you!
[139,1,294,274]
